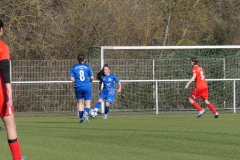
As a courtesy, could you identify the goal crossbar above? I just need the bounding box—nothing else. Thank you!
[100,45,240,70]
[101,45,240,50]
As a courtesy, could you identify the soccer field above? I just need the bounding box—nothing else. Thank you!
[1,113,240,160]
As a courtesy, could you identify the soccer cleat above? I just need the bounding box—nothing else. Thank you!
[22,156,27,160]
[84,114,89,123]
[197,109,205,118]
[79,119,84,123]
[103,115,108,120]
[0,126,5,131]
[214,112,219,118]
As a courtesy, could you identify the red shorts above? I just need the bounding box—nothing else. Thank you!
[189,88,209,100]
[0,93,14,117]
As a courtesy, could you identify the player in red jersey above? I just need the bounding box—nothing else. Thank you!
[0,19,24,160]
[185,57,219,118]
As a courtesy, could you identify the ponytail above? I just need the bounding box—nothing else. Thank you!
[77,54,85,64]
[0,19,4,28]
[97,64,109,80]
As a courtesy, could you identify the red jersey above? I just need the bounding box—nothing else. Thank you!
[0,40,14,117]
[192,65,207,89]
[0,40,10,94]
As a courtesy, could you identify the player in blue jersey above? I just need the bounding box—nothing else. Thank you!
[70,54,94,123]
[92,64,121,119]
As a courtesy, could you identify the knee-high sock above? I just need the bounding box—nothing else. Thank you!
[192,102,203,111]
[8,138,22,160]
[78,111,83,118]
[85,107,90,115]
[94,102,101,111]
[207,103,217,114]
[105,106,110,115]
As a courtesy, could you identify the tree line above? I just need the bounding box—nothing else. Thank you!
[0,0,239,60]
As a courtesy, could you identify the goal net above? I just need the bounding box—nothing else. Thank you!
[88,46,240,113]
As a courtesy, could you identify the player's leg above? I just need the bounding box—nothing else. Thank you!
[1,94,23,159]
[103,95,115,119]
[75,88,85,123]
[93,99,103,112]
[83,88,92,122]
[202,89,219,118]
[189,89,205,117]
[77,99,85,123]
[94,92,106,112]
[84,100,91,115]
[83,88,92,115]
[91,98,103,117]
[204,99,219,118]
[83,100,91,123]
[103,102,110,119]
[2,114,22,159]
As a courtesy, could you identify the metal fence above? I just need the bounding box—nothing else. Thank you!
[11,57,240,113]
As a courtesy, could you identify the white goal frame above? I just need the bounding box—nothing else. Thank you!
[99,45,240,114]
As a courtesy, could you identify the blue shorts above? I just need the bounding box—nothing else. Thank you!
[75,87,92,100]
[99,92,115,104]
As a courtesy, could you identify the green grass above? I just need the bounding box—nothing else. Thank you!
[1,113,240,160]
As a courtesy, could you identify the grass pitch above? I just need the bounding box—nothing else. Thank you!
[1,113,240,160]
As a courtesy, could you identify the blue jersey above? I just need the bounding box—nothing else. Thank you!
[69,63,93,88]
[100,73,120,95]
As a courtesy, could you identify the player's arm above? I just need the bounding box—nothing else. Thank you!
[1,59,13,107]
[90,76,94,83]
[185,73,196,89]
[117,82,121,93]
[88,67,94,83]
[69,68,75,82]
[70,77,75,82]
[114,75,121,92]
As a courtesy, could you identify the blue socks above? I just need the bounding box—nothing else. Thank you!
[85,107,90,115]
[105,106,110,115]
[79,108,90,119]
[95,102,101,110]
[78,111,83,118]
[94,102,110,115]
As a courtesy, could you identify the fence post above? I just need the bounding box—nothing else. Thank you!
[155,81,158,114]
[233,80,236,113]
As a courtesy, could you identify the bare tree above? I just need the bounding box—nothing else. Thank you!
[0,0,239,60]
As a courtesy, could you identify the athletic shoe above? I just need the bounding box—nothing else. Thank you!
[197,109,205,118]
[214,112,219,118]
[22,156,27,160]
[103,115,108,120]
[79,119,84,123]
[84,114,89,123]
[0,127,5,131]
